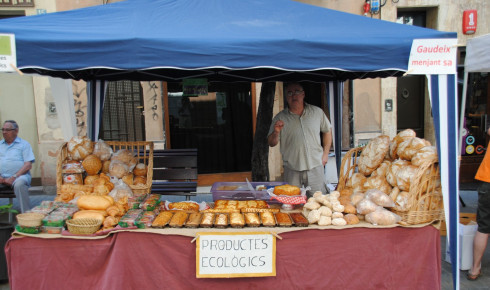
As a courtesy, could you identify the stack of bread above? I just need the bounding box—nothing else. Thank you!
[302,191,359,226]
[57,137,151,232]
[340,129,442,225]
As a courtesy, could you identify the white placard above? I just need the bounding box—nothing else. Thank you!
[0,34,16,72]
[196,232,276,278]
[407,38,457,75]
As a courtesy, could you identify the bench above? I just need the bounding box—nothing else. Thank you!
[151,148,198,201]
[0,188,16,223]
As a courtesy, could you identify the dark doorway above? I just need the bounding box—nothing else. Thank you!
[167,82,253,174]
[99,81,146,141]
[397,11,427,137]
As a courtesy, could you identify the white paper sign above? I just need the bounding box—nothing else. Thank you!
[0,34,16,72]
[196,232,276,278]
[407,38,457,75]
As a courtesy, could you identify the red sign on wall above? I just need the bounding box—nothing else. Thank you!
[463,10,477,35]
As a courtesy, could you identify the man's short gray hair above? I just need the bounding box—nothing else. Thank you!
[4,120,18,130]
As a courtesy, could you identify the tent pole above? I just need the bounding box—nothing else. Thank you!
[458,72,469,165]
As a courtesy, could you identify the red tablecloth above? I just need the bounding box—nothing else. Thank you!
[5,226,440,289]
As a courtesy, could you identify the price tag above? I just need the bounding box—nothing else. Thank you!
[0,34,16,72]
[196,232,276,278]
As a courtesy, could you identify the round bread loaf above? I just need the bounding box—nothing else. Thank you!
[358,135,390,176]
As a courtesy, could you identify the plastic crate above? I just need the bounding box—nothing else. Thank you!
[211,181,286,202]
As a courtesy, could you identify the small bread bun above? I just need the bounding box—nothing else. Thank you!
[133,163,147,176]
[134,176,147,185]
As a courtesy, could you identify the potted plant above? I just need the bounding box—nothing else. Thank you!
[0,204,17,282]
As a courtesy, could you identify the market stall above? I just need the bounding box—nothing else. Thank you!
[0,0,460,287]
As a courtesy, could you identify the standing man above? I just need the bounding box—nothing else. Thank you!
[468,125,490,280]
[0,120,35,213]
[268,82,332,196]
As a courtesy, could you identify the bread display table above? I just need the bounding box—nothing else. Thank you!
[5,225,440,289]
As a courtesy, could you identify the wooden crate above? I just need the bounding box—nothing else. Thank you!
[56,140,154,195]
[337,146,444,225]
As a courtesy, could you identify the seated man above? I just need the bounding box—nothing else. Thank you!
[0,120,35,213]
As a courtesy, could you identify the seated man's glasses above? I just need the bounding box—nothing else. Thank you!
[1,129,15,132]
[286,90,304,97]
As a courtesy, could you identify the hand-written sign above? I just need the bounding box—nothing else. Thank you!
[0,34,16,72]
[196,232,276,278]
[407,38,457,75]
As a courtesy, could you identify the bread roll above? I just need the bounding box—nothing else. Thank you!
[394,164,419,191]
[307,210,321,224]
[93,140,113,161]
[363,174,392,195]
[358,135,390,176]
[343,203,357,214]
[133,163,147,176]
[365,189,395,207]
[318,216,332,226]
[102,160,111,174]
[371,160,391,177]
[84,175,99,185]
[274,184,301,196]
[411,146,438,167]
[73,210,106,222]
[112,149,137,169]
[397,137,429,161]
[122,173,134,186]
[356,198,378,215]
[339,188,353,197]
[386,159,411,187]
[346,173,367,193]
[133,176,147,185]
[67,136,94,161]
[332,217,347,226]
[350,192,365,206]
[109,160,129,179]
[365,208,400,225]
[82,154,102,175]
[394,191,412,212]
[389,129,416,160]
[344,213,360,225]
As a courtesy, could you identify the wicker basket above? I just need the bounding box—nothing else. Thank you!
[66,218,102,235]
[56,140,154,196]
[16,213,45,227]
[337,146,444,225]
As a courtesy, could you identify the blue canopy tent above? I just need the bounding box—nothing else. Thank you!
[0,0,460,287]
